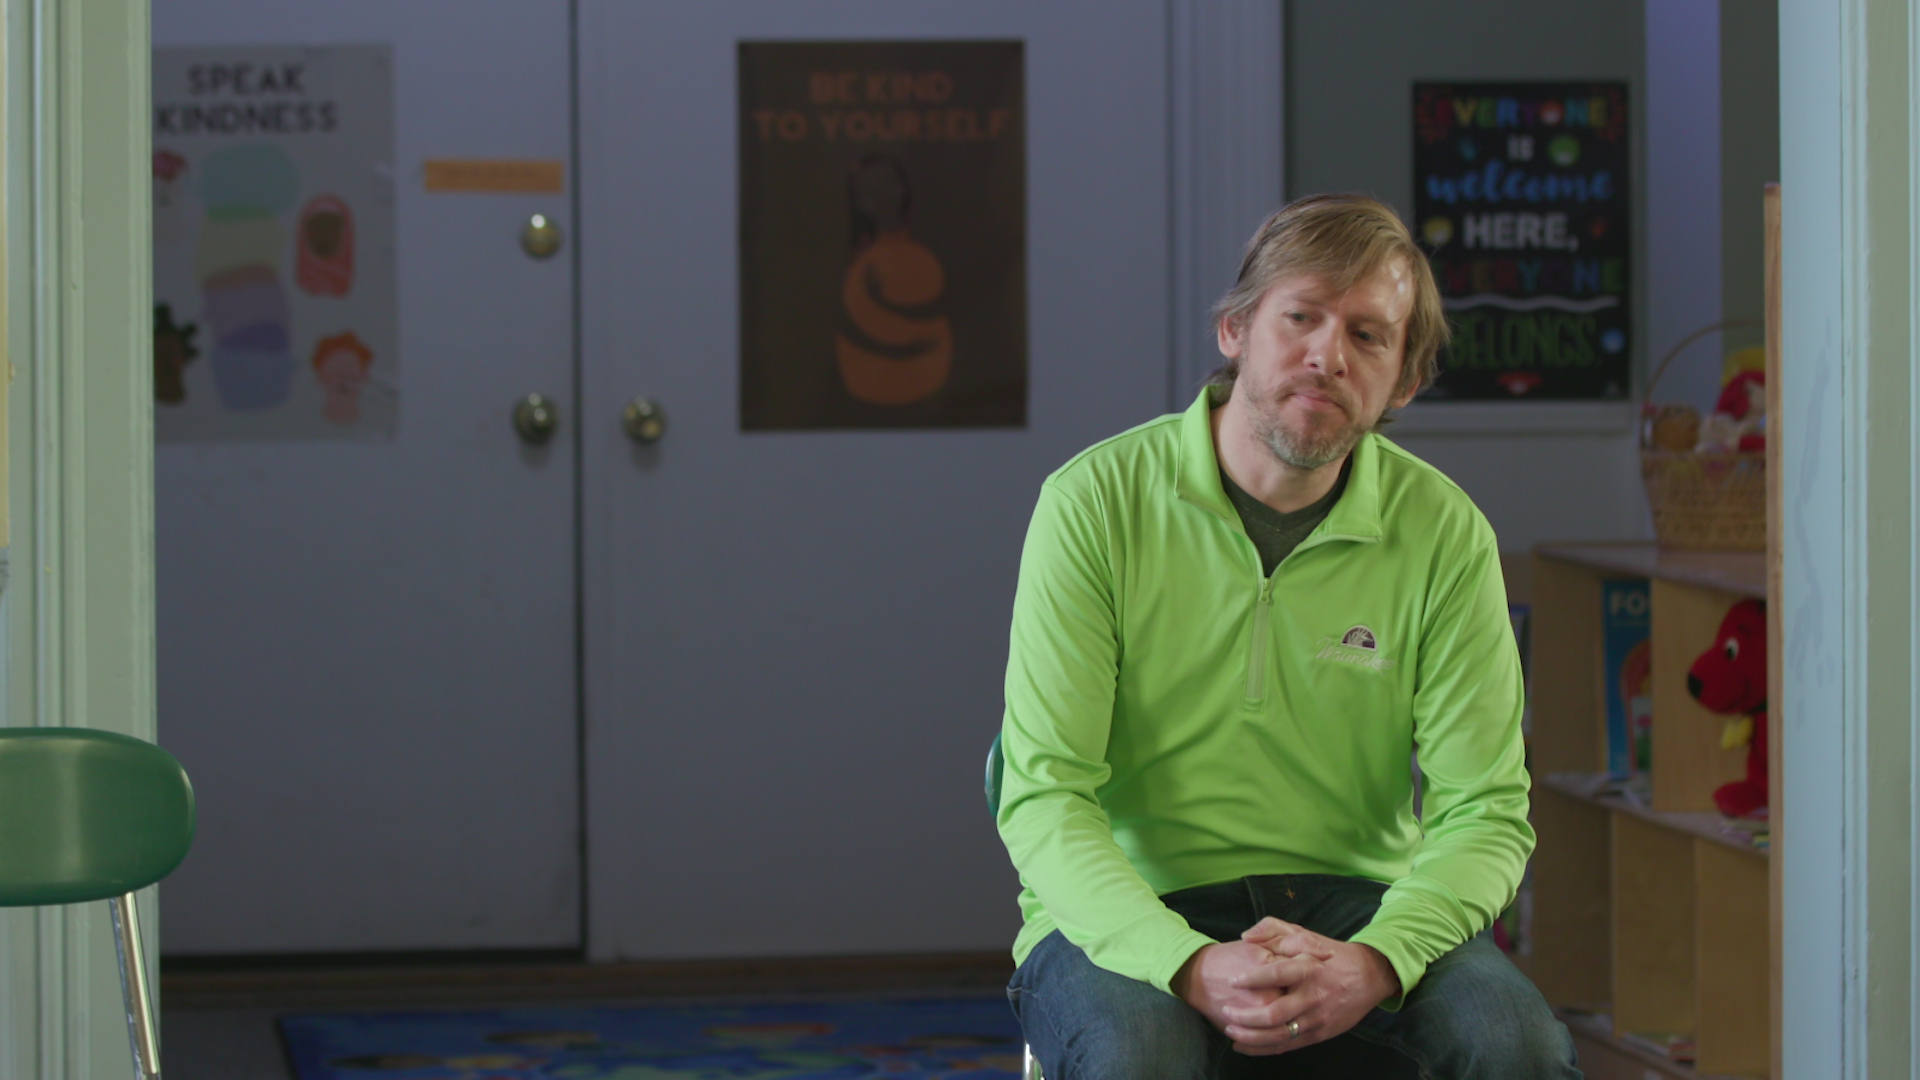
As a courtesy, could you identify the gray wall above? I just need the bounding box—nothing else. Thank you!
[1616,0,1778,420]
[1287,1,1647,227]
[1286,0,1651,552]
[1646,0,1723,419]
[1719,0,1779,355]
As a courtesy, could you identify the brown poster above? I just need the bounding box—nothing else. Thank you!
[739,41,1026,431]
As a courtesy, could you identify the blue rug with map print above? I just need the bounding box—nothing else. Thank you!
[278,998,1025,1080]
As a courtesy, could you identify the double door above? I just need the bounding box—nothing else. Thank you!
[157,0,1172,959]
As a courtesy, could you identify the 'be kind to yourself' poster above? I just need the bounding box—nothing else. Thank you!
[739,41,1026,431]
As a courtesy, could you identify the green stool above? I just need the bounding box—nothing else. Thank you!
[985,734,1043,1080]
[0,727,196,1080]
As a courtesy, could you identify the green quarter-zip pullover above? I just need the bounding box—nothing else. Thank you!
[996,389,1532,1002]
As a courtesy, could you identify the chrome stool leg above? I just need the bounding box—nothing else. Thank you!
[109,892,161,1080]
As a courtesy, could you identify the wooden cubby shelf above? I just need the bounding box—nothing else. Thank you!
[1555,1008,1759,1080]
[1528,542,1766,600]
[1537,772,1767,858]
[1523,543,1774,1079]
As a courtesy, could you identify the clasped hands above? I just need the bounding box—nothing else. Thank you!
[1170,917,1401,1056]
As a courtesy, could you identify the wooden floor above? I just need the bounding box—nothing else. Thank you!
[162,950,1017,1010]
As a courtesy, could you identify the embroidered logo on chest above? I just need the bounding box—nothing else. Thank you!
[1316,624,1396,672]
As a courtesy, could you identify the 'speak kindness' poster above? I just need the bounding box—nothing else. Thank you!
[153,45,397,441]
[1413,82,1631,401]
[739,41,1027,431]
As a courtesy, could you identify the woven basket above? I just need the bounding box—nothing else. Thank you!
[1640,320,1767,552]
[1640,451,1766,551]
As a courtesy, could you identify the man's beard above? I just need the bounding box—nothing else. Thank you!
[1250,378,1373,470]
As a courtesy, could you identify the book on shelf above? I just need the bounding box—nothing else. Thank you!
[1544,770,1770,850]
[1718,812,1770,849]
[1600,579,1652,777]
[1566,770,1652,807]
[1619,1031,1696,1064]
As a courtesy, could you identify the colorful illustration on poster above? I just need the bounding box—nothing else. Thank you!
[153,304,201,405]
[739,41,1026,430]
[1412,82,1630,400]
[311,331,377,425]
[154,149,189,202]
[152,45,396,440]
[199,144,298,411]
[298,195,355,297]
[836,155,954,406]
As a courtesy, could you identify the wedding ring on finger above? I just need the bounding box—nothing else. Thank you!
[1288,1020,1301,1041]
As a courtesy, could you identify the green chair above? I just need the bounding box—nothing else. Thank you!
[0,727,196,1080]
[985,734,1043,1080]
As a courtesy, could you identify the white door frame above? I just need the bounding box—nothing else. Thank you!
[0,0,160,1074]
[1779,0,1913,1074]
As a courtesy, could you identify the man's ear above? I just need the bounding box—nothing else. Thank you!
[1388,364,1421,411]
[1216,314,1243,359]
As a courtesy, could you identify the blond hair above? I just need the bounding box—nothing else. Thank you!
[1209,194,1448,402]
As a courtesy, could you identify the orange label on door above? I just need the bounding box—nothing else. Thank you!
[423,159,565,193]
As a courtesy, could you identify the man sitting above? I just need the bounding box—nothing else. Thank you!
[995,194,1580,1078]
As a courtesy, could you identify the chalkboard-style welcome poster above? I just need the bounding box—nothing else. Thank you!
[739,41,1026,430]
[1413,82,1630,400]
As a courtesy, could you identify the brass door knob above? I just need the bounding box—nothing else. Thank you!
[522,213,563,259]
[623,397,667,444]
[513,393,560,445]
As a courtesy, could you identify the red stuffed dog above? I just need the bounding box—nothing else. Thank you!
[1685,599,1768,818]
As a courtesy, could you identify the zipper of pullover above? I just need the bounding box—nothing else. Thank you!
[1241,532,1375,703]
[1245,577,1273,702]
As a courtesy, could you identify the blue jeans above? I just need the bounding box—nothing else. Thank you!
[1007,875,1581,1079]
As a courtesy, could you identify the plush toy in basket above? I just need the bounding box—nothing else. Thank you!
[1695,348,1768,453]
[1685,598,1768,819]
[1640,337,1768,551]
